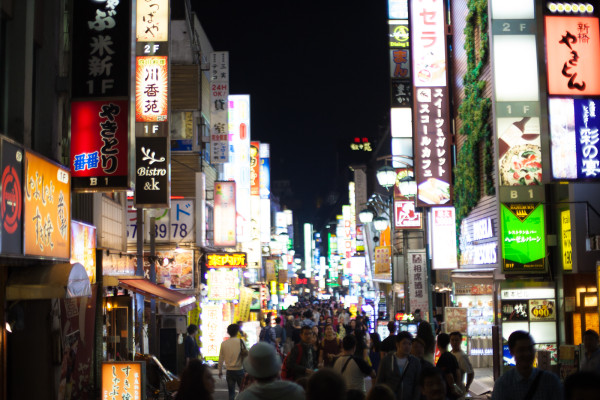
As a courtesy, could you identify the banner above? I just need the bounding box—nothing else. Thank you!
[210,52,230,163]
[407,249,429,320]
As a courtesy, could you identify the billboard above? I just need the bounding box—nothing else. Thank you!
[214,181,236,247]
[24,152,70,259]
[500,203,546,274]
[135,56,169,122]
[71,100,129,190]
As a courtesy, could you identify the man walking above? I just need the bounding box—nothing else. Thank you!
[184,324,200,365]
[449,332,473,399]
[377,331,421,400]
[285,325,316,381]
[218,324,246,400]
[436,333,461,399]
[380,321,398,356]
[332,334,376,393]
[492,330,562,400]
[581,329,600,373]
[259,317,277,345]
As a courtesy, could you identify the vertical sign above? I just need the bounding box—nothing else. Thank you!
[431,207,458,269]
[260,143,271,244]
[71,220,97,283]
[500,203,546,273]
[250,142,260,196]
[560,209,572,271]
[0,140,23,255]
[134,137,169,207]
[411,0,452,207]
[214,181,236,247]
[407,249,429,320]
[102,362,144,400]
[135,56,169,122]
[210,52,230,164]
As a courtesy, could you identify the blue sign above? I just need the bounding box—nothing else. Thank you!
[574,98,600,179]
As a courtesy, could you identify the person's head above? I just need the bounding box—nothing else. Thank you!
[583,329,599,353]
[326,317,333,325]
[564,371,600,400]
[349,319,356,329]
[242,342,282,381]
[366,384,395,400]
[342,334,357,352]
[387,321,397,334]
[411,337,426,359]
[436,333,450,351]
[370,332,381,351]
[449,332,462,352]
[395,331,413,357]
[294,318,302,328]
[304,310,313,319]
[306,369,346,400]
[416,321,435,352]
[325,324,336,338]
[300,325,313,343]
[275,316,282,324]
[175,360,214,400]
[507,330,535,369]
[187,324,198,336]
[236,321,244,329]
[419,367,446,400]
[226,324,240,337]
[265,317,271,326]
[414,309,422,320]
[346,389,365,400]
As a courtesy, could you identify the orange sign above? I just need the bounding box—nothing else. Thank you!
[71,220,96,283]
[545,16,600,95]
[24,152,70,258]
[102,362,143,400]
[135,56,169,122]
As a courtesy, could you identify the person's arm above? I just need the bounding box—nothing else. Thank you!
[355,357,376,379]
[218,341,225,378]
[376,354,389,385]
[465,371,474,392]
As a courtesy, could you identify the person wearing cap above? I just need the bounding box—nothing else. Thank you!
[237,342,305,400]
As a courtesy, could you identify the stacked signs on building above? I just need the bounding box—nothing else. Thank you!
[135,0,170,207]
[71,0,130,190]
[490,0,546,273]
[210,52,230,164]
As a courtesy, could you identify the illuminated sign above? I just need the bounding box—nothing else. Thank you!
[201,304,226,361]
[136,0,169,42]
[24,152,70,259]
[395,200,422,228]
[350,137,373,151]
[207,269,240,301]
[411,0,447,87]
[388,0,409,19]
[135,56,168,122]
[407,249,429,320]
[214,181,237,247]
[561,209,572,270]
[259,143,271,199]
[374,246,391,275]
[529,299,556,321]
[210,52,230,163]
[134,137,169,207]
[148,250,194,289]
[545,16,600,96]
[459,217,498,266]
[71,221,97,283]
[500,203,546,273]
[431,207,458,269]
[1,140,23,255]
[102,362,143,400]
[547,3,594,13]
[71,100,129,190]
[206,252,247,268]
[390,48,410,78]
[250,141,260,196]
[389,21,410,48]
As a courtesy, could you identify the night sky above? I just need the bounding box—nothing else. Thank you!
[194,1,391,229]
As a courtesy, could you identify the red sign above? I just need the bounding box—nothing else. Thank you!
[70,100,129,189]
[395,200,422,229]
[250,142,260,196]
[296,277,308,285]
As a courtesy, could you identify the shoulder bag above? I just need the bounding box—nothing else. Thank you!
[240,339,249,360]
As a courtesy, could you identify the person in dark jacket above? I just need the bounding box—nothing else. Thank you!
[184,324,200,365]
[285,326,317,380]
[376,331,421,400]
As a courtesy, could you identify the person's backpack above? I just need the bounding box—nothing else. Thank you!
[280,343,304,381]
[259,326,274,343]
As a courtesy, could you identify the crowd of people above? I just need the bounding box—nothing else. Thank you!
[175,299,600,400]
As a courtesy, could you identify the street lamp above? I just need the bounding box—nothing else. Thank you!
[373,216,389,232]
[358,208,376,224]
[376,165,397,190]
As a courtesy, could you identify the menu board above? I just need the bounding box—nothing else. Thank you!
[445,307,468,334]
[529,299,556,322]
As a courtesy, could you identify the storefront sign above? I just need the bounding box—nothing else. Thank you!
[500,203,546,273]
[201,304,226,361]
[136,0,169,42]
[545,15,600,96]
[102,252,136,276]
[388,0,409,19]
[561,209,573,270]
[250,142,260,196]
[260,143,271,199]
[24,152,70,259]
[135,56,168,122]
[389,20,410,48]
[206,252,247,268]
[134,137,169,207]
[207,269,240,301]
[265,259,276,282]
[210,52,230,164]
[1,140,23,255]
[214,181,237,247]
[459,217,498,266]
[234,287,253,322]
[126,199,194,243]
[529,299,556,321]
[101,362,143,400]
[71,100,129,190]
[445,307,468,334]
[411,0,447,87]
[71,220,96,283]
[72,0,129,98]
[431,207,458,269]
[375,246,392,275]
[407,249,429,320]
[395,200,422,228]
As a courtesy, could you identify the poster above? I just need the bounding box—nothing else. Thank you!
[445,307,468,334]
[500,203,546,273]
[501,300,529,322]
[529,299,556,321]
[101,362,143,400]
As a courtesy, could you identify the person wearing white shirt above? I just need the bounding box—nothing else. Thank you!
[218,324,246,400]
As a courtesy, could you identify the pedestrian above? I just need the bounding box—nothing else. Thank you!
[449,332,473,399]
[306,368,347,400]
[184,324,200,365]
[274,316,287,352]
[366,384,395,400]
[319,323,342,368]
[333,335,376,393]
[285,315,295,353]
[376,331,421,400]
[259,317,277,345]
[237,342,305,400]
[292,318,302,344]
[581,329,600,373]
[218,324,246,400]
[303,310,316,328]
[416,321,436,365]
[311,326,322,369]
[419,367,449,400]
[174,359,215,400]
[369,332,382,374]
[435,333,462,400]
[284,325,317,380]
[411,337,434,369]
[413,309,423,324]
[491,330,562,400]
[563,370,600,400]
[380,321,398,357]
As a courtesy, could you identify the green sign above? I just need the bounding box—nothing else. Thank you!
[500,203,546,274]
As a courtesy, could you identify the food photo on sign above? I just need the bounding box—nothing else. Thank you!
[497,117,542,186]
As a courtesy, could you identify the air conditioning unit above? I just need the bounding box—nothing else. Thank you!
[161,315,188,334]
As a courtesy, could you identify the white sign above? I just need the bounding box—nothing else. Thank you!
[127,199,195,243]
[431,207,458,269]
[407,249,429,320]
[210,52,230,164]
[411,0,447,87]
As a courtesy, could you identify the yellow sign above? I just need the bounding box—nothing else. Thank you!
[374,246,392,274]
[71,220,96,283]
[561,210,572,271]
[234,287,253,322]
[206,252,247,268]
[102,362,143,400]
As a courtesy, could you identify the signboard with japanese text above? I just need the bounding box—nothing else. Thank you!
[389,20,410,48]
[395,200,421,228]
[126,199,194,243]
[250,142,260,196]
[431,207,458,269]
[235,287,253,322]
[501,300,529,321]
[202,304,229,361]
[545,16,600,96]
[135,56,168,122]
[71,100,129,190]
[134,137,169,208]
[71,220,96,284]
[210,52,230,164]
[102,252,136,276]
[136,0,169,42]
[206,252,247,268]
[390,48,410,78]
[260,143,271,199]
[561,209,573,270]
[214,181,237,247]
[24,152,70,259]
[207,268,240,301]
[392,79,413,107]
[411,0,447,88]
[0,139,23,255]
[529,299,556,321]
[102,362,144,400]
[374,246,392,275]
[72,0,130,98]
[407,249,429,320]
[500,203,546,274]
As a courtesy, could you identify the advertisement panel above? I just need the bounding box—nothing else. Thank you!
[71,100,129,190]
[1,140,23,255]
[388,0,409,19]
[136,0,169,42]
[500,203,546,273]
[374,246,392,275]
[250,141,260,196]
[389,21,410,48]
[201,304,228,361]
[260,143,271,199]
[145,250,194,289]
[206,252,247,268]
[407,249,429,320]
[561,209,573,271]
[71,221,97,284]
[545,15,600,96]
[134,137,169,207]
[529,299,556,322]
[497,117,543,185]
[135,56,168,122]
[431,207,458,269]
[128,199,194,243]
[411,0,447,87]
[210,52,230,164]
[71,0,130,98]
[445,307,468,334]
[24,152,70,259]
[214,181,236,247]
[102,362,144,400]
[207,269,240,301]
[395,200,422,228]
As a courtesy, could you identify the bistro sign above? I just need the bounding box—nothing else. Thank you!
[134,137,169,207]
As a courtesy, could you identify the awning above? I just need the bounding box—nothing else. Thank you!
[6,262,92,300]
[450,267,497,284]
[115,277,196,310]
